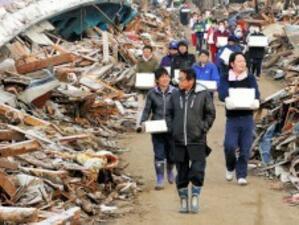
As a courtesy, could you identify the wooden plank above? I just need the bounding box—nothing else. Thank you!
[0,158,19,170]
[0,171,17,198]
[29,207,80,225]
[16,53,77,74]
[0,129,25,141]
[58,134,89,143]
[0,140,41,158]
[0,103,50,127]
[0,206,38,223]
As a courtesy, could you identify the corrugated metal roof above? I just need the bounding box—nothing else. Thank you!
[0,0,134,47]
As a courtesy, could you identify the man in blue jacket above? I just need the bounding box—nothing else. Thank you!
[192,50,220,89]
[218,52,260,186]
[160,40,178,68]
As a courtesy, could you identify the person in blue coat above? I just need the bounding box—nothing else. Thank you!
[160,40,178,68]
[216,35,243,76]
[218,52,260,186]
[192,50,220,88]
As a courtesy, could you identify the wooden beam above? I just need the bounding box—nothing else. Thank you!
[0,158,19,170]
[0,103,50,127]
[16,53,77,74]
[0,207,38,223]
[0,140,41,158]
[58,134,89,143]
[29,207,80,225]
[0,171,17,198]
[0,129,25,141]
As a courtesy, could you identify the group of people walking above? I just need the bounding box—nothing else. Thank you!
[135,8,265,214]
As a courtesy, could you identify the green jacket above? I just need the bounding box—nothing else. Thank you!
[136,57,159,73]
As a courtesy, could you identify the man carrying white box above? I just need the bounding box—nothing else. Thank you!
[192,50,220,94]
[246,25,267,80]
[137,68,177,191]
[218,52,260,186]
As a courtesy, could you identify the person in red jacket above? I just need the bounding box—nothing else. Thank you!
[213,20,230,53]
[206,19,218,63]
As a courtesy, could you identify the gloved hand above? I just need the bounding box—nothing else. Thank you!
[136,126,143,133]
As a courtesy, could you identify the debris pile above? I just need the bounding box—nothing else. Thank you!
[0,1,181,224]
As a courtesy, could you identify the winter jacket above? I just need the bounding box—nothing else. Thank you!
[160,54,175,67]
[192,62,220,86]
[213,30,230,47]
[170,88,215,161]
[136,57,159,73]
[218,71,260,118]
[171,52,196,78]
[192,20,205,33]
[247,32,266,59]
[140,85,177,132]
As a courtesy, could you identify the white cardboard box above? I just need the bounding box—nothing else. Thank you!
[196,80,217,92]
[225,88,260,110]
[217,37,228,47]
[144,120,168,133]
[248,36,268,47]
[135,73,155,89]
[220,47,233,65]
[174,69,180,84]
[164,67,171,75]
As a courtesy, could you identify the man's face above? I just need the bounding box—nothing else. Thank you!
[157,74,170,88]
[199,54,209,64]
[178,45,187,54]
[178,72,194,90]
[231,55,247,74]
[143,48,152,59]
[169,49,177,56]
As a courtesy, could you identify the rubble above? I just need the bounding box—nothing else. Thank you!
[0,0,182,224]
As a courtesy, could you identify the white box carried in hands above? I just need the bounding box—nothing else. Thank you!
[225,88,260,110]
[196,80,217,92]
[173,69,180,84]
[164,67,171,75]
[144,120,168,133]
[248,36,268,47]
[203,32,208,40]
[220,48,233,65]
[217,37,228,47]
[135,73,155,89]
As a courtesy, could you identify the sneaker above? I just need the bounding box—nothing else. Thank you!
[225,170,234,181]
[237,178,248,186]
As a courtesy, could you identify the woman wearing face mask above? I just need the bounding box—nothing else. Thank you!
[233,25,244,43]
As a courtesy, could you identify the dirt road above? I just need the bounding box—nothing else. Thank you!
[115,76,299,225]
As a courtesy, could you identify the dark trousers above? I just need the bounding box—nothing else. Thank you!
[196,32,204,51]
[224,116,254,179]
[175,146,206,189]
[152,133,174,163]
[249,58,263,77]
